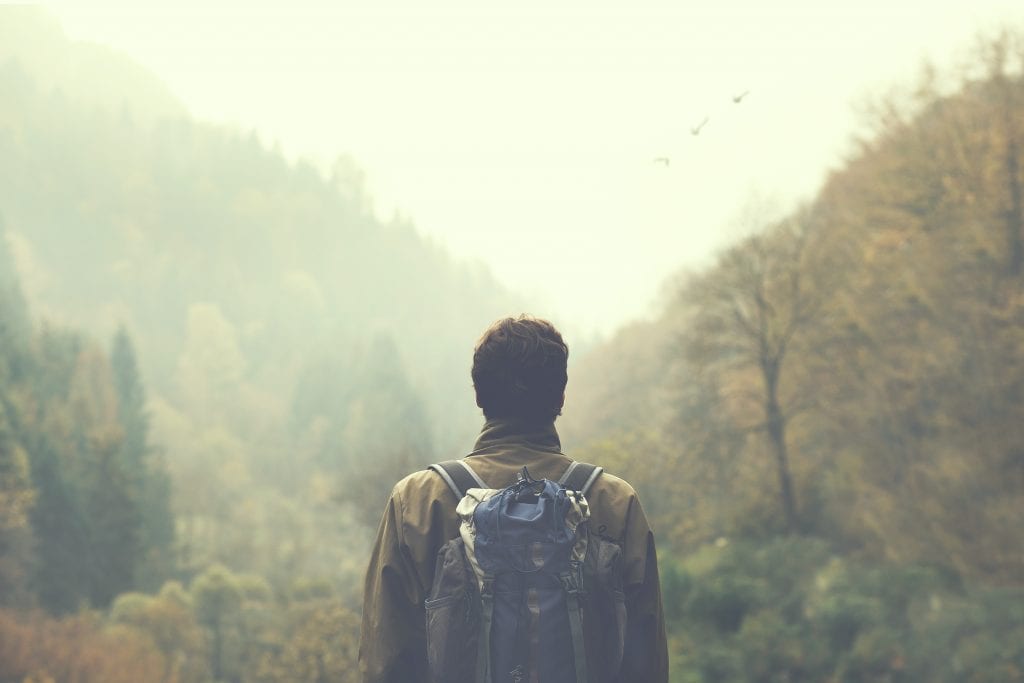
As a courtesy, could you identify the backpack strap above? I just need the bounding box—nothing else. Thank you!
[427,459,487,500]
[558,461,603,496]
[560,572,588,683]
[476,579,495,682]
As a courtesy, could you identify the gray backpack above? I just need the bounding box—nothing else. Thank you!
[424,460,627,683]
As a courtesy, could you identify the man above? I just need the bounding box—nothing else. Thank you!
[358,315,668,682]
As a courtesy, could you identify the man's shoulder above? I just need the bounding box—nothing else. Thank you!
[588,468,639,499]
[391,467,450,502]
[580,468,650,541]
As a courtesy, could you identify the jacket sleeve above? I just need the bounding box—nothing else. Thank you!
[358,486,428,683]
[619,498,669,683]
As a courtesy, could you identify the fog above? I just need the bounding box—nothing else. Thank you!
[49,0,1024,334]
[2,4,1023,682]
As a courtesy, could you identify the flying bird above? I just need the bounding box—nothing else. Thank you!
[732,90,750,103]
[690,117,709,136]
[653,157,671,167]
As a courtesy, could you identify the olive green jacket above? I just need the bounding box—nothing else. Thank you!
[358,418,669,682]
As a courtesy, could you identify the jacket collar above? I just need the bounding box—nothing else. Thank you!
[470,417,563,455]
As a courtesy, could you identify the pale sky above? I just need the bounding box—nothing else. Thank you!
[47,0,1024,336]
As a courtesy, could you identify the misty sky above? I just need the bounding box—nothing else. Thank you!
[48,0,1024,336]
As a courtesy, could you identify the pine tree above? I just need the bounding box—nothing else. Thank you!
[111,327,174,591]
[29,438,90,614]
[82,429,142,608]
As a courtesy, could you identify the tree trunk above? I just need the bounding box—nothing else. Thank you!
[212,619,223,682]
[765,373,799,533]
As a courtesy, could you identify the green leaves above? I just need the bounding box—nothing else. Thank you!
[665,539,1024,683]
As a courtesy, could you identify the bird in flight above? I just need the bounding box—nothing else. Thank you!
[690,117,709,136]
[653,157,670,167]
[732,90,750,103]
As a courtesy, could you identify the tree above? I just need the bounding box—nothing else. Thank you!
[0,216,32,381]
[800,31,1024,579]
[256,600,361,683]
[64,346,143,608]
[0,402,34,606]
[344,336,434,527]
[82,428,142,608]
[175,302,247,425]
[111,326,175,590]
[293,334,435,529]
[666,359,747,544]
[977,30,1024,277]
[112,327,148,474]
[24,335,92,615]
[110,583,209,683]
[24,333,148,611]
[683,208,834,534]
[28,442,89,613]
[191,564,244,682]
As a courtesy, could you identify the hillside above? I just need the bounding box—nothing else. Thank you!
[560,32,1024,682]
[0,7,521,583]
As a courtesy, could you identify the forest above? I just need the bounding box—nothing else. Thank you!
[1,8,1023,683]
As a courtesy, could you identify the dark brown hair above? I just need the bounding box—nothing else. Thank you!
[471,315,568,421]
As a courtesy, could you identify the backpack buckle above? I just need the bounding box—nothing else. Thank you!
[513,466,544,499]
[559,569,585,596]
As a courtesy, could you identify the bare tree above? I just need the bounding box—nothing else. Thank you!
[684,208,828,533]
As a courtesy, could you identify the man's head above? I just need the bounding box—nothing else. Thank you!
[471,315,568,422]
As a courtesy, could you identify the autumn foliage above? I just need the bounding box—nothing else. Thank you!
[0,609,166,683]
[560,29,1024,681]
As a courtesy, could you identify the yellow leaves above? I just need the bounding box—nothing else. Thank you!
[21,674,56,683]
[254,601,361,683]
[862,227,914,264]
[717,365,764,429]
[0,608,169,683]
[0,438,34,531]
[175,302,247,421]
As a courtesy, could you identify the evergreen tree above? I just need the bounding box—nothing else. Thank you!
[28,439,90,614]
[111,327,175,590]
[0,215,31,382]
[82,430,141,608]
[112,327,148,475]
[27,332,145,611]
[64,345,144,608]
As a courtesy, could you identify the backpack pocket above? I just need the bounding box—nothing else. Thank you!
[425,538,479,683]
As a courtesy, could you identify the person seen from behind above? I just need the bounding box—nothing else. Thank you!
[358,314,668,682]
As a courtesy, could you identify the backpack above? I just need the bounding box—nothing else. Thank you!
[424,459,627,683]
